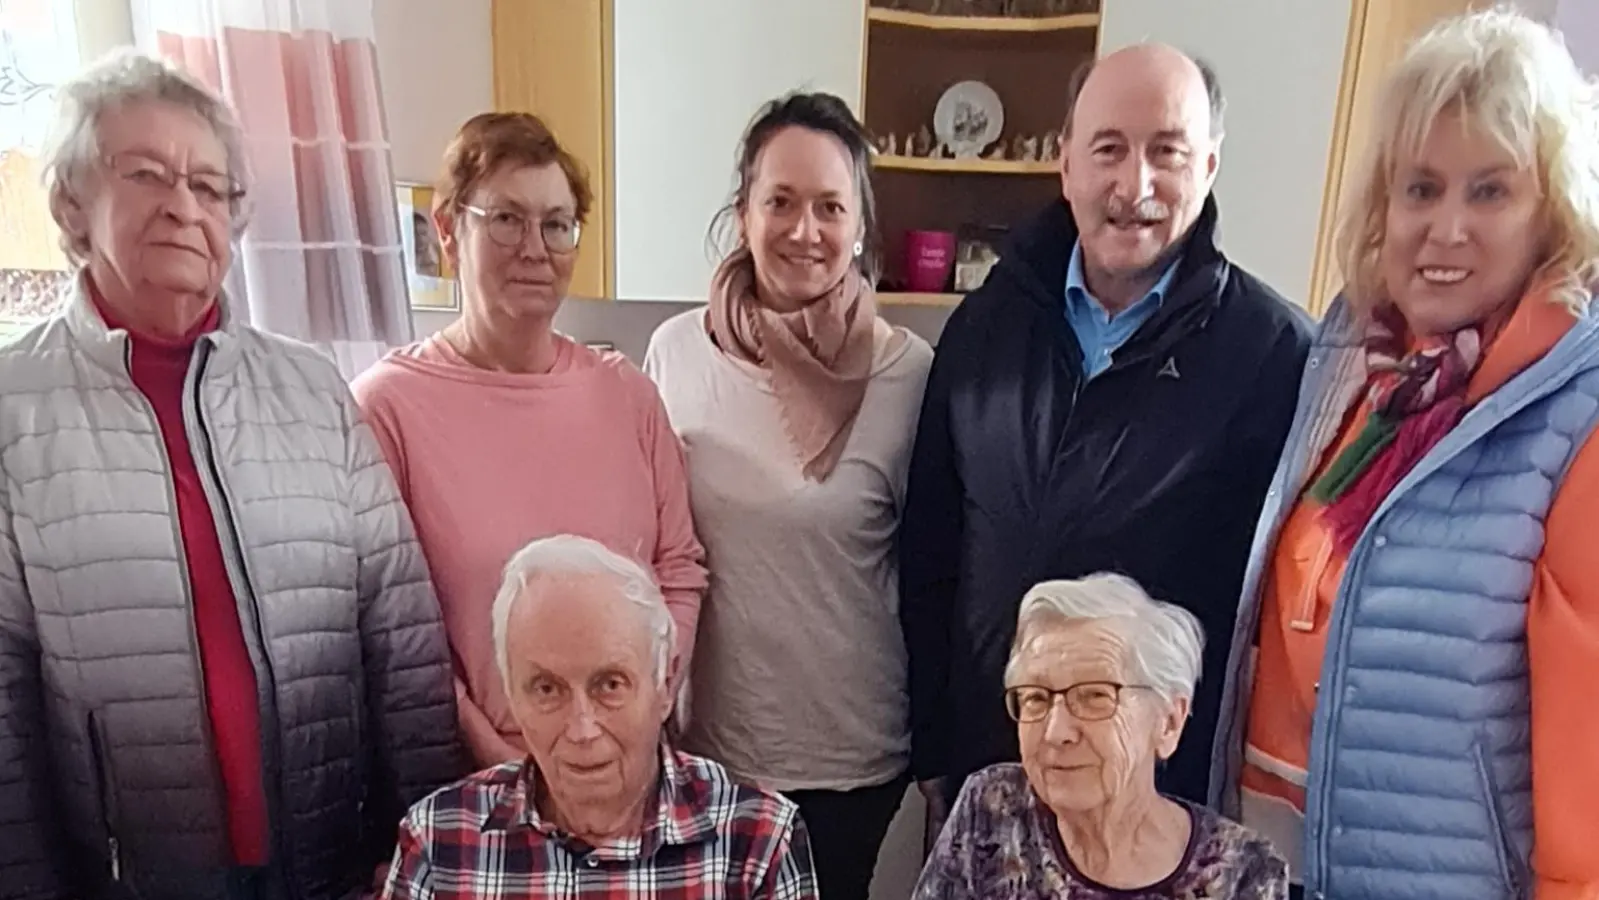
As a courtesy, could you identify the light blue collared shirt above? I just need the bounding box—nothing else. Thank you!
[1064,241,1180,379]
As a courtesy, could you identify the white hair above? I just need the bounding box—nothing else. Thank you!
[40,47,251,265]
[490,535,676,690]
[1004,573,1204,707]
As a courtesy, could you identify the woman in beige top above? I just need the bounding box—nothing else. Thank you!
[644,91,932,900]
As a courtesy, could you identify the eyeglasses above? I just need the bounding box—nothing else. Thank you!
[460,204,581,253]
[104,153,243,213]
[1004,682,1152,723]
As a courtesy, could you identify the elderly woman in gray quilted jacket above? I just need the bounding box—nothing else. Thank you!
[0,50,463,900]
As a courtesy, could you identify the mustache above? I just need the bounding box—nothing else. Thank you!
[1103,196,1171,225]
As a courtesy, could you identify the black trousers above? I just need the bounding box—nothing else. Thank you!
[785,774,909,900]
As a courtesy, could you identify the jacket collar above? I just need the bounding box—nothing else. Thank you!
[1318,284,1582,406]
[62,267,244,376]
[483,744,720,857]
[993,195,1230,371]
[1000,194,1226,308]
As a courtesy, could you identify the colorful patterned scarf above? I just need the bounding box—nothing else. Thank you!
[1308,303,1484,552]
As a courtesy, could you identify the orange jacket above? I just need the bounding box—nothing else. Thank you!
[1244,294,1599,899]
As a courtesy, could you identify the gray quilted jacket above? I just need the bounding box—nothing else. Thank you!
[0,278,464,900]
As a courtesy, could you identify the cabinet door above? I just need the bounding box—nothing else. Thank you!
[1306,0,1492,313]
[493,0,612,300]
[610,0,864,302]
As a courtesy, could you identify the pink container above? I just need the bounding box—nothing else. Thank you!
[904,230,956,293]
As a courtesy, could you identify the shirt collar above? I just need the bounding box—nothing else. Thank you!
[483,744,720,858]
[1064,240,1181,318]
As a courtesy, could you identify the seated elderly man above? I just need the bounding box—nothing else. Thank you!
[0,49,459,900]
[914,574,1286,899]
[381,534,818,899]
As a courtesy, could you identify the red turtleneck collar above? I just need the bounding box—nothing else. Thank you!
[87,275,221,353]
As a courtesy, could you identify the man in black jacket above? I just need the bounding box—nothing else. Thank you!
[899,43,1312,826]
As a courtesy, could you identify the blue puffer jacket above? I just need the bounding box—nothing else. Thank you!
[1208,296,1599,900]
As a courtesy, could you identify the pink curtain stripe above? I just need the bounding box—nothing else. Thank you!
[141,0,411,379]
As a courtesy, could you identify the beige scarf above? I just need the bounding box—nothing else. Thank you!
[707,247,887,481]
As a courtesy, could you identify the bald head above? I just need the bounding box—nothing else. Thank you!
[1057,42,1223,311]
[1064,44,1224,141]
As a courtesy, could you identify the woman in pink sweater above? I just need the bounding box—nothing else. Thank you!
[352,113,707,768]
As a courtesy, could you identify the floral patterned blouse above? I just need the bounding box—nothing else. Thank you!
[913,764,1287,899]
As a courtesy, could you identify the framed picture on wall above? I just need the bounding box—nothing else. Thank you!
[395,181,459,311]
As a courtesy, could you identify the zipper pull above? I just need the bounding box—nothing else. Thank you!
[109,836,121,881]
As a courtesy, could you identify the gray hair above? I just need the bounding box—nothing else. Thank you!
[40,47,251,265]
[490,535,676,691]
[1063,52,1226,141]
[1004,573,1204,707]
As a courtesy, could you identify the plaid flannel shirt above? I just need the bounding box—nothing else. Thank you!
[380,745,818,899]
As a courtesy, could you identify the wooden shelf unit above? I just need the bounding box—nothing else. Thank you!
[861,2,1099,292]
[866,8,1099,32]
[873,154,1058,175]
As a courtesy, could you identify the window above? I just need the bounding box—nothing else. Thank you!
[0,0,81,340]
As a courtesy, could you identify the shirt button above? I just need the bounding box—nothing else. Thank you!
[1374,536,1388,547]
[1309,358,1321,370]
[585,857,599,868]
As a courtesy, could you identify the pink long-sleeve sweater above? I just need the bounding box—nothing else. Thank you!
[351,335,707,766]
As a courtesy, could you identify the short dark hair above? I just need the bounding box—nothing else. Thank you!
[1062,53,1226,140]
[708,91,881,283]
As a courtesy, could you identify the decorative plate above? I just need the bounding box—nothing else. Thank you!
[933,80,1004,159]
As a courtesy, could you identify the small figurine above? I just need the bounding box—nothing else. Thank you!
[885,133,899,156]
[983,144,1007,160]
[1042,129,1062,160]
[1007,133,1030,161]
[911,125,935,158]
[1020,136,1040,161]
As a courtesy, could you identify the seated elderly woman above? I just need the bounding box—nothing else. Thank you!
[0,50,459,898]
[914,574,1286,899]
[381,535,817,899]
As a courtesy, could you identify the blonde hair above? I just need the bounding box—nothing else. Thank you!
[1334,6,1599,316]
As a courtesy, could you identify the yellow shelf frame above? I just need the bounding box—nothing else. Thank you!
[866,8,1099,32]
[880,292,963,307]
[873,154,1057,175]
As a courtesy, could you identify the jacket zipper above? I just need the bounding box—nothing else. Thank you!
[87,711,123,882]
[121,339,231,870]
[184,342,298,899]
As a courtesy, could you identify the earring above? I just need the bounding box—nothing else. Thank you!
[853,240,864,258]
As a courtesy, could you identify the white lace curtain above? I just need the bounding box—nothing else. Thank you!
[0,0,80,329]
[131,0,413,377]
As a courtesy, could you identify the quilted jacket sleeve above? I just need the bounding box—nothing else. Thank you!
[0,472,65,899]
[344,394,465,857]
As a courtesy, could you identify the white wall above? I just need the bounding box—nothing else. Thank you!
[373,0,494,185]
[1099,0,1352,305]
[611,0,865,302]
[1556,0,1599,74]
